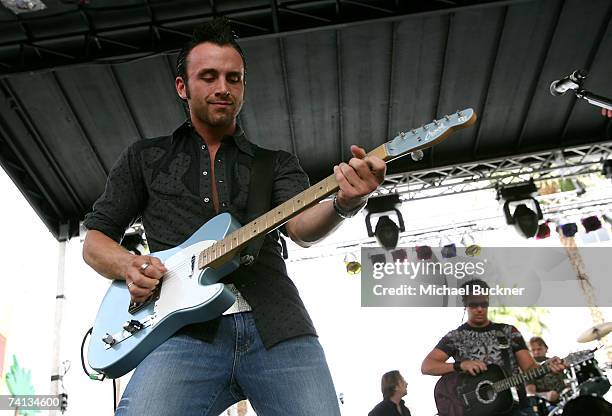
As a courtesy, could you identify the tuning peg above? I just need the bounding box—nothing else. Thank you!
[399,132,406,139]
[433,119,441,126]
[444,115,451,121]
[411,129,417,135]
[423,124,429,131]
[411,150,424,161]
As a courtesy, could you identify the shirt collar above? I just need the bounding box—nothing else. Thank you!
[172,120,254,157]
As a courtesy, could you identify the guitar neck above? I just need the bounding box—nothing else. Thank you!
[195,108,477,270]
[494,363,550,392]
[196,144,389,270]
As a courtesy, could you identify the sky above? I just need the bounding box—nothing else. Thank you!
[1,166,612,416]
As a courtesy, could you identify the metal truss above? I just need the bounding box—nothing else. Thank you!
[377,141,612,202]
[0,0,527,74]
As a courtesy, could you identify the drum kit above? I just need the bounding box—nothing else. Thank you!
[528,322,612,416]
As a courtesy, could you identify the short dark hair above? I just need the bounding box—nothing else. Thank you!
[529,336,548,349]
[381,370,402,400]
[176,17,247,84]
[460,278,489,306]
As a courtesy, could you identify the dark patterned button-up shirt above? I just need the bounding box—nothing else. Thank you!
[84,121,316,348]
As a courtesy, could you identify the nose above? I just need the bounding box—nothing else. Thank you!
[214,79,230,98]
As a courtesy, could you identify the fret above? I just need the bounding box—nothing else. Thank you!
[293,193,304,212]
[214,242,220,260]
[238,228,245,246]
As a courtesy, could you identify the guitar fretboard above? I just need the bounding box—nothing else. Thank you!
[493,363,549,392]
[196,145,389,270]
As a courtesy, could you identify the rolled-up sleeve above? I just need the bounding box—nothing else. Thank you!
[83,144,145,242]
[271,150,310,207]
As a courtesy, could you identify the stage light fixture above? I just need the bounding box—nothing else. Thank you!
[536,222,551,239]
[416,245,433,260]
[365,194,405,250]
[461,234,481,257]
[603,159,612,179]
[391,248,408,262]
[441,243,457,258]
[1,0,46,13]
[581,216,602,233]
[369,253,387,266]
[560,222,578,238]
[498,179,543,238]
[343,253,361,275]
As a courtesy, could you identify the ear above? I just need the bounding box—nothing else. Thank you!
[175,76,187,100]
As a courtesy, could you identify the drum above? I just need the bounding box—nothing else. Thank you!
[525,395,548,416]
[557,395,612,416]
[570,358,611,396]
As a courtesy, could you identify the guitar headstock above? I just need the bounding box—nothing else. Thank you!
[564,349,595,367]
[384,108,477,158]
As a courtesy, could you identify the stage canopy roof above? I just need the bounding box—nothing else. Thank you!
[0,0,610,240]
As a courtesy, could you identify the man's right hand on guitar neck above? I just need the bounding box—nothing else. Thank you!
[459,360,488,376]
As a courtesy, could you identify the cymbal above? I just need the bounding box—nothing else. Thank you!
[577,322,612,343]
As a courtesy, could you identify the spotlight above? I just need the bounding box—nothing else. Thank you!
[343,253,361,275]
[603,160,612,179]
[1,0,46,13]
[365,194,405,250]
[441,243,457,258]
[391,248,408,262]
[536,222,551,239]
[559,222,578,237]
[461,234,481,257]
[581,216,602,233]
[416,245,433,260]
[498,179,543,238]
[370,253,387,266]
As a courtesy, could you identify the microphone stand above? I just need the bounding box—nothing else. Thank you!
[553,69,612,111]
[573,89,612,111]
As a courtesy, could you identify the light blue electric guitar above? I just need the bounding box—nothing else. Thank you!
[88,109,477,378]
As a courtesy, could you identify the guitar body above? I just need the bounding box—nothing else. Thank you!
[435,365,514,416]
[88,213,242,378]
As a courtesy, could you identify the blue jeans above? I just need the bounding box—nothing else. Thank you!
[115,312,341,416]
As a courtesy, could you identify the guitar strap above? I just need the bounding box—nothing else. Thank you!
[497,331,528,408]
[239,147,276,266]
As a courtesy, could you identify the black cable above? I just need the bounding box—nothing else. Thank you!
[80,327,105,381]
[113,379,117,412]
[81,327,118,411]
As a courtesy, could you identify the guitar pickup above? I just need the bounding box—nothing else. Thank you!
[122,319,144,334]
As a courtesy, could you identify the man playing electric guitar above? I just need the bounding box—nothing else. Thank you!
[421,279,566,416]
[82,17,386,416]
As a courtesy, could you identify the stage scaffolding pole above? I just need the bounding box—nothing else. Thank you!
[50,223,69,415]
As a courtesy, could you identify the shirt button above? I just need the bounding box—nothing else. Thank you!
[222,202,227,207]
[202,171,208,176]
[201,145,206,150]
[204,197,210,203]
[218,179,223,183]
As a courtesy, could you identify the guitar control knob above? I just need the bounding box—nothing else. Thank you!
[102,333,116,346]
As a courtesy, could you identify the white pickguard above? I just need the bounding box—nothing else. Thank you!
[152,239,225,321]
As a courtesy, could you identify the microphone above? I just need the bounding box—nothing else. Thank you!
[550,69,588,96]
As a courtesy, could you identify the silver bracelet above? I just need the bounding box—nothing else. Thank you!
[333,194,367,219]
